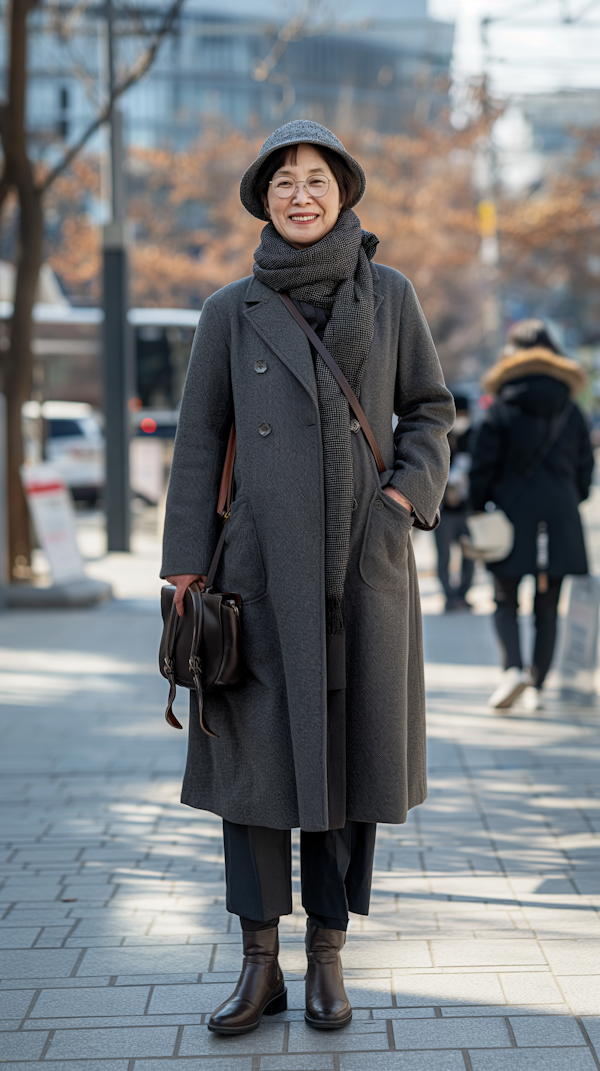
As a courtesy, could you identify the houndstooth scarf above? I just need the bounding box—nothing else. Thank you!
[253,208,379,634]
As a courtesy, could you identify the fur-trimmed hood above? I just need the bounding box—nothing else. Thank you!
[482,346,587,397]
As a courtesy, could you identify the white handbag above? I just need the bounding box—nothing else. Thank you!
[462,509,515,563]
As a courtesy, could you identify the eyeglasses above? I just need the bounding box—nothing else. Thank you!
[269,176,331,199]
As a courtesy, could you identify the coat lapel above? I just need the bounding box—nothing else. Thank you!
[244,277,318,403]
[243,270,386,399]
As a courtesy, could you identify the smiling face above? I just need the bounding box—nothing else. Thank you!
[263,144,342,249]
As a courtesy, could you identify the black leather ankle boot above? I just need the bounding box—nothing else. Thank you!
[208,927,287,1035]
[304,920,352,1029]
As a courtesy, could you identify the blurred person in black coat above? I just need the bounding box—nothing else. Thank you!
[470,320,593,711]
[435,394,474,611]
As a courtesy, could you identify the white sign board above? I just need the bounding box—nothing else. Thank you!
[130,438,163,505]
[21,464,85,585]
[558,574,600,704]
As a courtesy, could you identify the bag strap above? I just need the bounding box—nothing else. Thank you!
[188,584,217,738]
[510,402,572,498]
[205,525,227,591]
[163,598,183,730]
[217,423,236,519]
[278,291,387,475]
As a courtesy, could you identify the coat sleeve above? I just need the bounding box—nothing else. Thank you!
[469,406,505,512]
[160,297,233,578]
[387,280,454,527]
[575,407,594,502]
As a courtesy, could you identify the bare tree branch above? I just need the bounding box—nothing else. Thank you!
[252,0,332,115]
[38,0,185,193]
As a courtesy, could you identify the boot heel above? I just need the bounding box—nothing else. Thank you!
[264,988,287,1015]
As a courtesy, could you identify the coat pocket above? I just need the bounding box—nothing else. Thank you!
[221,494,267,604]
[359,488,413,594]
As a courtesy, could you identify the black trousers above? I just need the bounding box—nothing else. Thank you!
[434,509,474,600]
[222,819,377,932]
[494,574,563,688]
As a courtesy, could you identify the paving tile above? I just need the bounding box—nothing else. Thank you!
[179,1022,286,1055]
[499,973,565,1005]
[372,1008,436,1019]
[0,928,41,949]
[0,1063,128,1071]
[469,1051,598,1071]
[341,1055,466,1071]
[32,984,150,1018]
[0,948,82,978]
[23,1015,205,1029]
[345,978,393,1007]
[46,1024,178,1059]
[0,975,113,989]
[114,973,200,986]
[134,1062,252,1071]
[540,941,600,975]
[393,971,505,1006]
[343,941,432,969]
[287,1021,388,1053]
[510,1014,586,1047]
[261,1058,335,1071]
[431,941,546,968]
[392,1015,511,1049]
[0,1020,21,1030]
[555,976,600,1016]
[77,944,211,976]
[442,1004,570,1017]
[0,990,35,1018]
[148,982,238,1015]
[0,1031,49,1060]
[581,1016,600,1052]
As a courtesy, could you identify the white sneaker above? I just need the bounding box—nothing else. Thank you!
[488,668,530,710]
[522,686,544,711]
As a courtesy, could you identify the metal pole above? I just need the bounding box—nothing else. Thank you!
[0,393,7,608]
[103,0,131,551]
[478,21,502,369]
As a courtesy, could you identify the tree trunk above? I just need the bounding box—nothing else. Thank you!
[5,182,43,572]
[1,0,41,574]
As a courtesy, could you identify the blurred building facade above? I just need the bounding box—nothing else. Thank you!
[8,0,454,151]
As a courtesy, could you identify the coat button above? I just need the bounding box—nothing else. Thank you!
[349,418,361,433]
[351,497,358,511]
[374,499,384,510]
[254,360,267,373]
[258,422,272,436]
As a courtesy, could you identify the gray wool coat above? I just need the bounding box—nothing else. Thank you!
[161,264,454,832]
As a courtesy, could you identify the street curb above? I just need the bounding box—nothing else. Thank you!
[4,577,113,609]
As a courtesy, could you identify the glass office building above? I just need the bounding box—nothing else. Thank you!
[14,0,454,152]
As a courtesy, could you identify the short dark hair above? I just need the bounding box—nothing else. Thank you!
[506,319,563,355]
[254,143,358,212]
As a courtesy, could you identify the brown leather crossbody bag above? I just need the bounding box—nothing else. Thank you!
[159,424,245,738]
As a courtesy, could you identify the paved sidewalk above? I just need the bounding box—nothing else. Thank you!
[1,546,600,1067]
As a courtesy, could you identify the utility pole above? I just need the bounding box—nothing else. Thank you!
[103,0,132,551]
[478,20,502,368]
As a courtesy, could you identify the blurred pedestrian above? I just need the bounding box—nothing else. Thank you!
[161,122,453,1034]
[470,320,593,711]
[435,394,474,611]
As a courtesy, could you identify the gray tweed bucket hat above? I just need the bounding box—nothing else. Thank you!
[240,121,366,221]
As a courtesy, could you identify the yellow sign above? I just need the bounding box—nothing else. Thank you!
[478,199,497,238]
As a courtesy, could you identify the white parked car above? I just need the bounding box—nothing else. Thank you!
[22,401,105,505]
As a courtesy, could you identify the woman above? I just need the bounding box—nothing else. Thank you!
[161,121,454,1035]
[470,319,593,712]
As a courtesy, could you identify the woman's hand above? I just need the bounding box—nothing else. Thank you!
[383,486,413,513]
[165,574,206,618]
